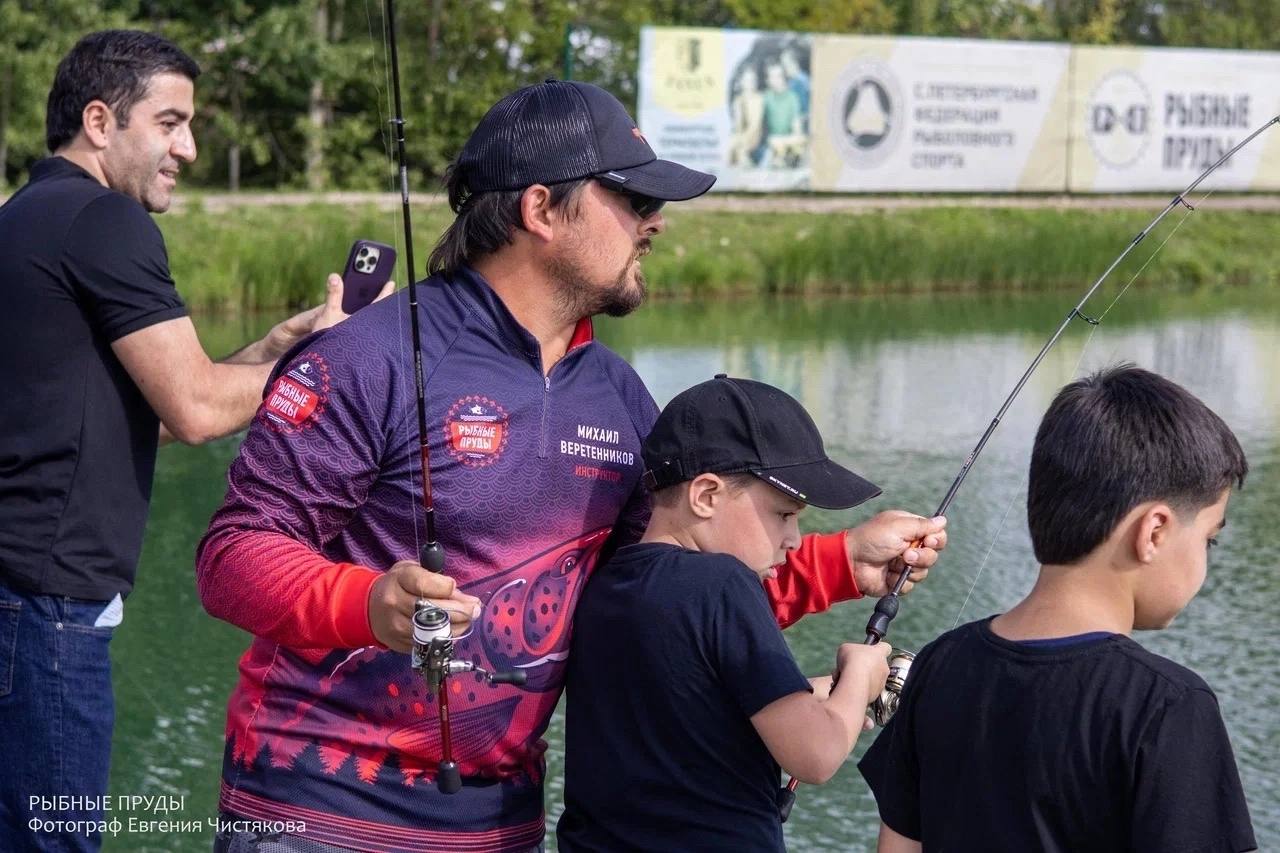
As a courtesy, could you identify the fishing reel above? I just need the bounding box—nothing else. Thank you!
[868,649,915,727]
[410,599,527,795]
[779,648,916,823]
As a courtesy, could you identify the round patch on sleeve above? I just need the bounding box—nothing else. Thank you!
[262,354,330,433]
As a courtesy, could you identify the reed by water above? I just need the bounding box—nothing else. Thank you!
[158,200,1280,311]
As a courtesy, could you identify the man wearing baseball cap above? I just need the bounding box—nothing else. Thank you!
[199,82,946,852]
[559,376,895,852]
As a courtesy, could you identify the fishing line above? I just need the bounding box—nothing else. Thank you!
[949,478,1022,630]
[1095,187,1218,325]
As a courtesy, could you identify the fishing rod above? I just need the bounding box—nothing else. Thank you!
[382,0,525,796]
[384,0,434,569]
[777,113,1280,823]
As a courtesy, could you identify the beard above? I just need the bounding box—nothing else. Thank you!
[549,240,650,320]
[141,179,174,213]
[139,181,173,213]
[109,147,174,213]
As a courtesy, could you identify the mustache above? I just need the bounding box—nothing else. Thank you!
[636,239,652,258]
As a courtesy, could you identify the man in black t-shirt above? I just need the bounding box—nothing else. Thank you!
[859,365,1257,853]
[0,31,382,852]
[558,376,896,852]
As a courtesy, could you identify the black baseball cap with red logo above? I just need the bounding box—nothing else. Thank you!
[456,79,716,201]
[642,375,883,511]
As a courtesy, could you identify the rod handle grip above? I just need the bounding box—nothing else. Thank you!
[776,785,797,823]
[437,760,462,794]
[420,541,445,573]
[490,671,527,686]
[865,593,899,644]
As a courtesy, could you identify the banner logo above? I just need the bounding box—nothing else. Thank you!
[651,30,724,116]
[831,59,904,168]
[1086,70,1152,169]
[677,38,702,72]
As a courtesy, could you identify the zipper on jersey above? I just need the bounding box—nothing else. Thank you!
[539,373,551,459]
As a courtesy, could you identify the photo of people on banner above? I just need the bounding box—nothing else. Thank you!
[727,35,811,179]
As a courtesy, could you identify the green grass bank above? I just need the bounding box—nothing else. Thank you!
[158,201,1280,312]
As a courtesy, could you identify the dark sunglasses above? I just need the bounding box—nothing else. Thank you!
[594,174,666,219]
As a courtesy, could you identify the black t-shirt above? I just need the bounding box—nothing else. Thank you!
[557,543,812,853]
[0,157,187,600]
[858,617,1257,853]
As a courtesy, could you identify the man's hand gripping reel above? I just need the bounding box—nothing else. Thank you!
[409,542,527,795]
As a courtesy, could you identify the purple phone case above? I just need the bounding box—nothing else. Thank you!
[341,240,397,314]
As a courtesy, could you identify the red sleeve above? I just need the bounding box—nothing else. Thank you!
[194,337,389,651]
[764,530,861,629]
[197,529,381,649]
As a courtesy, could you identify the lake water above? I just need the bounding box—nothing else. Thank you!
[107,284,1279,851]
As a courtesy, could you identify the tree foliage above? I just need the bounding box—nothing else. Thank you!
[2,0,1275,190]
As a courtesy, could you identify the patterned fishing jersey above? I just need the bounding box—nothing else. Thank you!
[197,268,861,852]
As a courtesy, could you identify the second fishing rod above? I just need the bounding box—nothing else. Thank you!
[776,112,1280,823]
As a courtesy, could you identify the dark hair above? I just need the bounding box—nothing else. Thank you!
[427,163,587,278]
[46,30,201,152]
[651,473,757,510]
[1027,364,1248,565]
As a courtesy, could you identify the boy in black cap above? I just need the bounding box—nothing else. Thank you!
[859,365,1256,853]
[557,376,894,853]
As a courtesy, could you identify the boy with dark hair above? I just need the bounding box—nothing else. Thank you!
[558,376,897,852]
[859,364,1257,853]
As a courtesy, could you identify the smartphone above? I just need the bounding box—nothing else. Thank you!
[341,239,397,314]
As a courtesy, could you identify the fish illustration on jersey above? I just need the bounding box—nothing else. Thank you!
[225,528,611,785]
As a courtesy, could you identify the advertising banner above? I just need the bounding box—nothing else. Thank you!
[808,35,1070,192]
[638,26,815,190]
[1069,45,1280,191]
[638,27,1280,193]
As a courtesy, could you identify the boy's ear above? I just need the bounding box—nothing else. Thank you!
[1132,502,1174,563]
[687,473,726,520]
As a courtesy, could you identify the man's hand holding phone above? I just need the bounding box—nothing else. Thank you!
[341,239,398,314]
[257,239,397,359]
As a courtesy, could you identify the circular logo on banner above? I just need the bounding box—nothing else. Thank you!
[1086,70,1152,169]
[444,396,510,468]
[831,59,904,169]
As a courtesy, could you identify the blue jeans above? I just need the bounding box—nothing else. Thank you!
[0,581,117,853]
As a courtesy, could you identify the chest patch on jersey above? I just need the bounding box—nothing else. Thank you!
[263,354,329,432]
[444,395,510,467]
